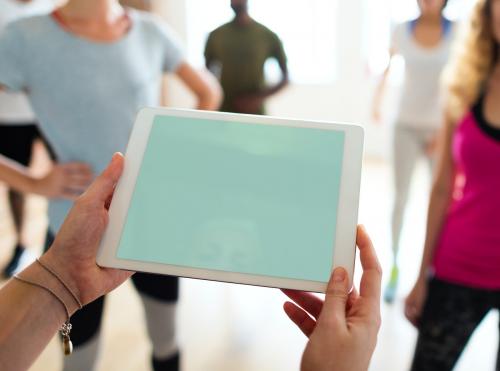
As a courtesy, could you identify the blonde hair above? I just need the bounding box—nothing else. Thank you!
[444,0,499,124]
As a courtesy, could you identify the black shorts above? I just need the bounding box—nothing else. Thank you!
[0,123,56,165]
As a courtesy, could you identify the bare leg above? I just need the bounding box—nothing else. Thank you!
[385,126,420,303]
[2,191,27,278]
[0,125,37,277]
[8,189,24,238]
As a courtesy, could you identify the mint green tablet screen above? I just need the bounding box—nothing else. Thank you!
[117,115,345,283]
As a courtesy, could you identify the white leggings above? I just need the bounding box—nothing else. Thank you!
[391,125,437,261]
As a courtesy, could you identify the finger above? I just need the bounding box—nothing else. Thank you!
[404,299,420,328]
[357,225,382,301]
[62,165,94,186]
[283,301,317,338]
[60,189,79,201]
[105,193,113,210]
[281,289,323,319]
[318,267,349,328]
[63,183,90,194]
[347,287,359,310]
[85,153,124,203]
[67,171,94,181]
[66,175,93,188]
[61,163,93,176]
[404,305,419,327]
[102,268,135,292]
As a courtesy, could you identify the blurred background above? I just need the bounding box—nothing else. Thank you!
[1,0,497,370]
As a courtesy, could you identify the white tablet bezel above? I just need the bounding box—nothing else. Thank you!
[97,108,364,293]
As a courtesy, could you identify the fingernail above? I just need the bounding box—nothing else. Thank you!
[359,224,367,233]
[111,152,122,164]
[333,267,346,282]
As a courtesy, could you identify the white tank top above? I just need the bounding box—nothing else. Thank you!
[0,0,54,124]
[392,20,455,129]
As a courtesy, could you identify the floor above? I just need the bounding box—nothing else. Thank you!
[0,156,498,371]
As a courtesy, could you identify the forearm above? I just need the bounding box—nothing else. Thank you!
[372,71,389,109]
[0,155,35,193]
[0,153,129,370]
[175,63,222,111]
[196,86,222,111]
[372,48,396,114]
[418,187,452,279]
[195,70,222,110]
[0,275,66,370]
[260,76,289,98]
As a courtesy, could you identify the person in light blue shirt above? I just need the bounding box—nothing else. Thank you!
[0,0,57,278]
[0,0,222,369]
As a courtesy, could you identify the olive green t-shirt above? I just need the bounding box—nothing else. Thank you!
[205,20,287,114]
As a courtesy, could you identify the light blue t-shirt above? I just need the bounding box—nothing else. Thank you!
[0,10,184,231]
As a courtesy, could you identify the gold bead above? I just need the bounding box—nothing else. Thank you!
[63,335,73,355]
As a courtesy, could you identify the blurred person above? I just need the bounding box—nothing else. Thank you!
[372,0,455,303]
[0,154,382,371]
[0,0,57,278]
[405,0,500,369]
[0,0,221,370]
[205,0,288,115]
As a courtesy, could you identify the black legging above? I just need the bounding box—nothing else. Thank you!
[45,231,180,371]
[411,278,500,371]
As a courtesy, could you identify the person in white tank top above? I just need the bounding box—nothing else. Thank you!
[372,0,456,303]
[0,0,56,278]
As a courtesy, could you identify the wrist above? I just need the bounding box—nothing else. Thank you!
[16,260,81,317]
[43,246,100,306]
[417,266,432,282]
[38,251,84,313]
[19,173,37,194]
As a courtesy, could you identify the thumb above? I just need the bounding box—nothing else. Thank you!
[318,267,349,327]
[86,153,124,203]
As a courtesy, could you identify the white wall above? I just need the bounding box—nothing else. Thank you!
[153,0,395,159]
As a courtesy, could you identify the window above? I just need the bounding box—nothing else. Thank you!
[185,0,338,84]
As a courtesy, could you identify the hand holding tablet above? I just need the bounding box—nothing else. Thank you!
[0,152,381,371]
[283,226,382,371]
[97,108,364,292]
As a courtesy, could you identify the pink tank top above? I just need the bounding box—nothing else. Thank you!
[433,105,500,289]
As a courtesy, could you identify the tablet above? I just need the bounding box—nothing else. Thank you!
[97,108,364,293]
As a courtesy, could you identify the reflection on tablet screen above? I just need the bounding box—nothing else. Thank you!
[117,115,345,283]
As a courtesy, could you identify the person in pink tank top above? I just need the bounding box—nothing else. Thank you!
[405,0,500,370]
